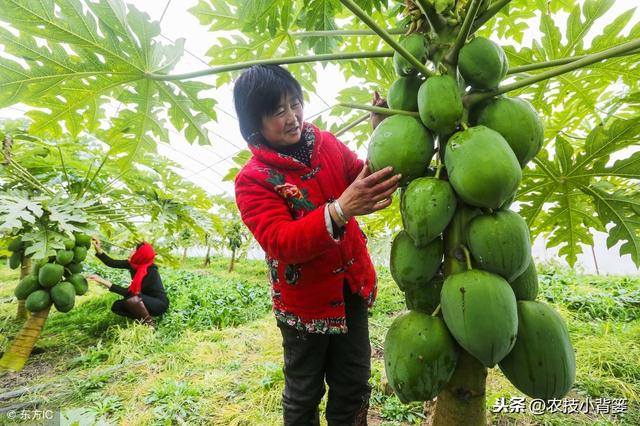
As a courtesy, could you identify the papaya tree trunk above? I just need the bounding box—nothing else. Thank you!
[203,244,211,267]
[0,305,51,372]
[434,207,489,425]
[182,247,188,264]
[228,248,236,272]
[591,245,600,275]
[16,256,32,321]
[432,351,488,426]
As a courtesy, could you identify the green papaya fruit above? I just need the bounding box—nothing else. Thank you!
[441,269,518,367]
[15,275,40,300]
[444,126,521,209]
[9,251,22,269]
[393,33,428,76]
[404,273,443,314]
[384,311,458,403]
[25,290,52,312]
[388,75,423,112]
[56,249,75,265]
[74,233,91,249]
[466,209,531,282]
[471,96,544,166]
[418,75,463,134]
[51,281,76,313]
[63,238,75,250]
[67,273,88,296]
[509,258,539,301]
[368,115,434,187]
[73,246,88,262]
[32,258,49,276]
[458,37,508,90]
[499,301,575,399]
[38,263,65,288]
[390,231,443,292]
[401,177,456,246]
[8,236,23,252]
[67,262,83,274]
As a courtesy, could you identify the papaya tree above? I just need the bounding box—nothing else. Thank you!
[0,190,95,371]
[209,195,250,272]
[186,1,640,423]
[0,0,639,423]
[0,126,219,371]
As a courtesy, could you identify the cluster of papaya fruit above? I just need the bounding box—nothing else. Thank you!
[369,31,575,402]
[7,235,28,270]
[12,233,91,313]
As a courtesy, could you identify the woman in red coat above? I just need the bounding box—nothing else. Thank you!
[233,64,399,425]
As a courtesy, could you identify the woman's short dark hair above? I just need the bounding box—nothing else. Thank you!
[136,242,145,250]
[233,65,303,143]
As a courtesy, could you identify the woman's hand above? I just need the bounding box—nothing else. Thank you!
[335,164,401,222]
[370,91,388,131]
[86,274,112,289]
[91,237,103,254]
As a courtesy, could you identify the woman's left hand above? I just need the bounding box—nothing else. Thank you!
[86,274,112,289]
[370,91,388,130]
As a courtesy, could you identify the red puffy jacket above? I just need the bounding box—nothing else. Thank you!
[235,123,377,334]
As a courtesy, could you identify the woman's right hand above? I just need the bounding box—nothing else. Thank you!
[86,274,112,289]
[336,164,401,221]
[91,237,102,254]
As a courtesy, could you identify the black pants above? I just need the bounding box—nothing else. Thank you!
[111,295,168,318]
[277,285,371,426]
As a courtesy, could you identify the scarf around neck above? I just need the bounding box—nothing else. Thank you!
[128,242,155,295]
[250,122,315,167]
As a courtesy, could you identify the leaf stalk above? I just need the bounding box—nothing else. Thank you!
[339,0,434,77]
[464,38,640,108]
[444,0,483,65]
[147,51,393,81]
[337,102,420,118]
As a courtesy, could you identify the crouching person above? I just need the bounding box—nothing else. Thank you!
[86,238,169,327]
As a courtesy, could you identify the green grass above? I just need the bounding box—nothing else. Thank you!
[0,257,638,425]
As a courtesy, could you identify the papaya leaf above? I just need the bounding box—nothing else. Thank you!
[585,182,640,265]
[46,195,92,235]
[223,167,241,183]
[604,151,640,179]
[232,150,252,167]
[519,114,640,266]
[298,0,341,54]
[236,0,293,35]
[0,192,44,232]
[0,0,217,161]
[483,0,640,134]
[188,0,240,31]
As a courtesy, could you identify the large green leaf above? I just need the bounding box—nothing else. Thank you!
[587,182,640,265]
[0,0,217,162]
[494,0,640,134]
[519,116,640,265]
[0,191,43,232]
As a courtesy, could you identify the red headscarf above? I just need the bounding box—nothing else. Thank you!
[128,242,155,295]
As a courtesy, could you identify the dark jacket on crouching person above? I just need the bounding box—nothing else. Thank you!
[96,251,169,318]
